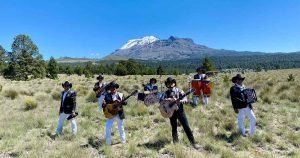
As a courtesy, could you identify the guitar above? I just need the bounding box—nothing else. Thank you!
[94,79,117,97]
[103,90,138,119]
[159,88,195,118]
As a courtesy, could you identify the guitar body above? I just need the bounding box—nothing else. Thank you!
[159,100,179,118]
[159,88,195,118]
[103,100,122,119]
[103,90,138,119]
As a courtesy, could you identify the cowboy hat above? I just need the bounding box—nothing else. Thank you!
[96,75,104,80]
[149,78,157,83]
[108,82,119,89]
[165,77,176,86]
[62,81,72,88]
[231,74,245,83]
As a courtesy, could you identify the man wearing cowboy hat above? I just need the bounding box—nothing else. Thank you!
[192,67,209,107]
[93,75,107,112]
[160,77,199,149]
[230,74,256,137]
[144,78,158,92]
[103,82,127,145]
[56,81,77,135]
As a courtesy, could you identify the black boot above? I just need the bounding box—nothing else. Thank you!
[172,133,179,144]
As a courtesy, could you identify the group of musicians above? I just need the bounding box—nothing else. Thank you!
[54,67,256,149]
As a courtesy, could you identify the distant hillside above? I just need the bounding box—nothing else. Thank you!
[105,36,267,60]
[56,57,98,63]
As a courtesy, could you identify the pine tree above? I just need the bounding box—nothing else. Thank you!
[115,64,127,76]
[156,65,164,76]
[202,57,216,71]
[4,34,46,80]
[0,45,7,74]
[47,57,59,79]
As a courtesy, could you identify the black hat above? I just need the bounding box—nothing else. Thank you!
[196,67,203,72]
[62,81,72,88]
[108,82,119,89]
[96,75,104,80]
[150,78,157,83]
[165,77,176,86]
[231,74,245,83]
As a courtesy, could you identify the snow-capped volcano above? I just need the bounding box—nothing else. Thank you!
[106,36,265,60]
[120,36,159,50]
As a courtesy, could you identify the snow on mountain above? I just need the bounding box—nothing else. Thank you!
[120,36,159,50]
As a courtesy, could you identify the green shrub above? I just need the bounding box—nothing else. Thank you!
[24,98,38,110]
[86,92,98,103]
[262,96,272,104]
[19,89,34,96]
[223,75,230,83]
[277,85,290,93]
[287,74,295,82]
[51,91,61,101]
[4,89,18,99]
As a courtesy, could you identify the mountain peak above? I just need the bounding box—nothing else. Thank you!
[120,36,159,50]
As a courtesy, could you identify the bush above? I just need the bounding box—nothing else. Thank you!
[262,96,272,104]
[223,75,230,83]
[287,74,295,82]
[51,91,61,101]
[24,98,38,110]
[86,92,98,103]
[4,89,18,99]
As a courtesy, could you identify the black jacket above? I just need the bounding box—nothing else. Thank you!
[59,90,76,114]
[230,85,252,109]
[160,88,185,113]
[104,93,127,119]
[194,74,206,80]
[93,82,107,98]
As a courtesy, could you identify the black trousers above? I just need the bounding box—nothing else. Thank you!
[169,104,195,144]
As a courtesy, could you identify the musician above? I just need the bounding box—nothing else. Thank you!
[93,75,106,112]
[56,81,77,135]
[230,74,256,137]
[144,78,158,92]
[192,67,209,107]
[103,82,127,145]
[160,77,199,149]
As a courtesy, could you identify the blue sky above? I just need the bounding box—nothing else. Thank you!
[0,0,300,59]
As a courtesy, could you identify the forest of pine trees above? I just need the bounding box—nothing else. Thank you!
[1,34,300,80]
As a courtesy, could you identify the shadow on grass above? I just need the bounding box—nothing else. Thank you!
[87,136,103,149]
[215,131,240,143]
[138,139,171,151]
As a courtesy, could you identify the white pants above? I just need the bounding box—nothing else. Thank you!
[237,107,256,135]
[56,112,77,135]
[105,114,126,145]
[193,96,209,106]
[98,95,105,112]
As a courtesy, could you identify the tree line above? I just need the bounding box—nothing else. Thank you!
[1,34,299,81]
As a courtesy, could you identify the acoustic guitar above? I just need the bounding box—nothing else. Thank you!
[103,90,138,119]
[94,79,117,97]
[159,88,195,118]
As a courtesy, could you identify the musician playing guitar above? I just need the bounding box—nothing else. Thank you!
[93,75,107,112]
[102,82,127,145]
[230,74,256,137]
[160,77,199,149]
[144,78,158,92]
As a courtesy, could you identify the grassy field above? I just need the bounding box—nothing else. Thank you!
[0,69,299,158]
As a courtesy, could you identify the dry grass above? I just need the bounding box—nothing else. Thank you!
[0,69,299,158]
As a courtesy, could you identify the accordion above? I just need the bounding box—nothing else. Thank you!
[242,88,257,104]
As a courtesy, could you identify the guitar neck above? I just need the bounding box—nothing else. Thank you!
[120,90,138,103]
[169,90,194,107]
